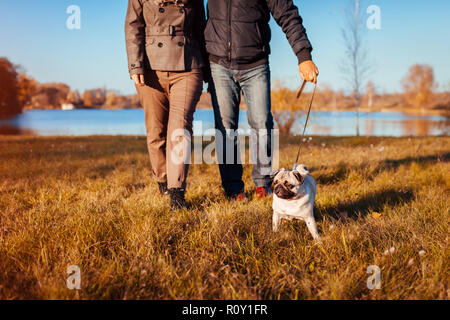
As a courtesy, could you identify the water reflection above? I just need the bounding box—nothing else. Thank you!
[0,109,448,137]
[365,119,374,137]
[401,119,430,136]
[311,125,332,136]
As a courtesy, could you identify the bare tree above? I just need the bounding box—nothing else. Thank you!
[341,0,372,135]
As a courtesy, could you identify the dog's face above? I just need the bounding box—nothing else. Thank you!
[271,165,309,200]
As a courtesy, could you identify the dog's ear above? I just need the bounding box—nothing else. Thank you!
[293,171,304,183]
[270,169,280,179]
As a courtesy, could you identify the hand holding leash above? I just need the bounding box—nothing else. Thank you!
[299,60,319,84]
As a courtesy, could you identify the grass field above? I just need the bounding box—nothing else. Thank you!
[0,135,448,299]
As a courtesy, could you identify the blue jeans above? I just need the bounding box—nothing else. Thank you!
[209,62,274,196]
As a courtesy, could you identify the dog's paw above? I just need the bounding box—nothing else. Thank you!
[272,214,281,232]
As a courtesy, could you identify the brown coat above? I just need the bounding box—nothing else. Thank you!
[125,0,207,75]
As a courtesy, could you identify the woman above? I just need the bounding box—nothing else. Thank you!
[125,0,208,210]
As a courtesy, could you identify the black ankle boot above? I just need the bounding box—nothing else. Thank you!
[169,188,186,210]
[158,182,168,195]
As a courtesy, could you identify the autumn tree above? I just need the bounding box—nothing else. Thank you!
[67,90,82,105]
[94,89,106,106]
[271,81,311,136]
[401,64,437,110]
[30,83,70,108]
[105,91,117,107]
[17,73,37,107]
[0,57,22,119]
[82,91,94,107]
[316,84,334,108]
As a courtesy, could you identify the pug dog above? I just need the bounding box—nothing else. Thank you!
[270,165,319,240]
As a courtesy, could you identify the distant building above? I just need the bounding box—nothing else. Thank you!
[61,103,75,110]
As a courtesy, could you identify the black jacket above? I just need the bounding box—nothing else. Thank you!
[205,0,312,69]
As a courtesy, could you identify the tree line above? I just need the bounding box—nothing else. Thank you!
[0,57,140,119]
[271,64,449,135]
[1,57,448,126]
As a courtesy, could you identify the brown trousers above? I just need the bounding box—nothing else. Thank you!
[136,69,203,189]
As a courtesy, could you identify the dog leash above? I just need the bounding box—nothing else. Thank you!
[292,79,317,171]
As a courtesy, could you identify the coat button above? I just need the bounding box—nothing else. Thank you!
[178,42,184,46]
[158,42,163,48]
[159,8,165,13]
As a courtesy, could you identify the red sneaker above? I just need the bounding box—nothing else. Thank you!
[255,186,272,199]
[232,192,248,202]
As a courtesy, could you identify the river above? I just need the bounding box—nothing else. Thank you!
[0,109,448,136]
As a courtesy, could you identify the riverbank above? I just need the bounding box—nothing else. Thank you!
[0,135,448,299]
[21,103,450,114]
[21,93,450,117]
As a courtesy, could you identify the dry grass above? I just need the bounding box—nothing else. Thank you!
[0,135,449,300]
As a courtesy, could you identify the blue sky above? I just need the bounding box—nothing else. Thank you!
[0,0,449,95]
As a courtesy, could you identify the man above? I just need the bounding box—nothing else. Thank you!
[205,0,319,200]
